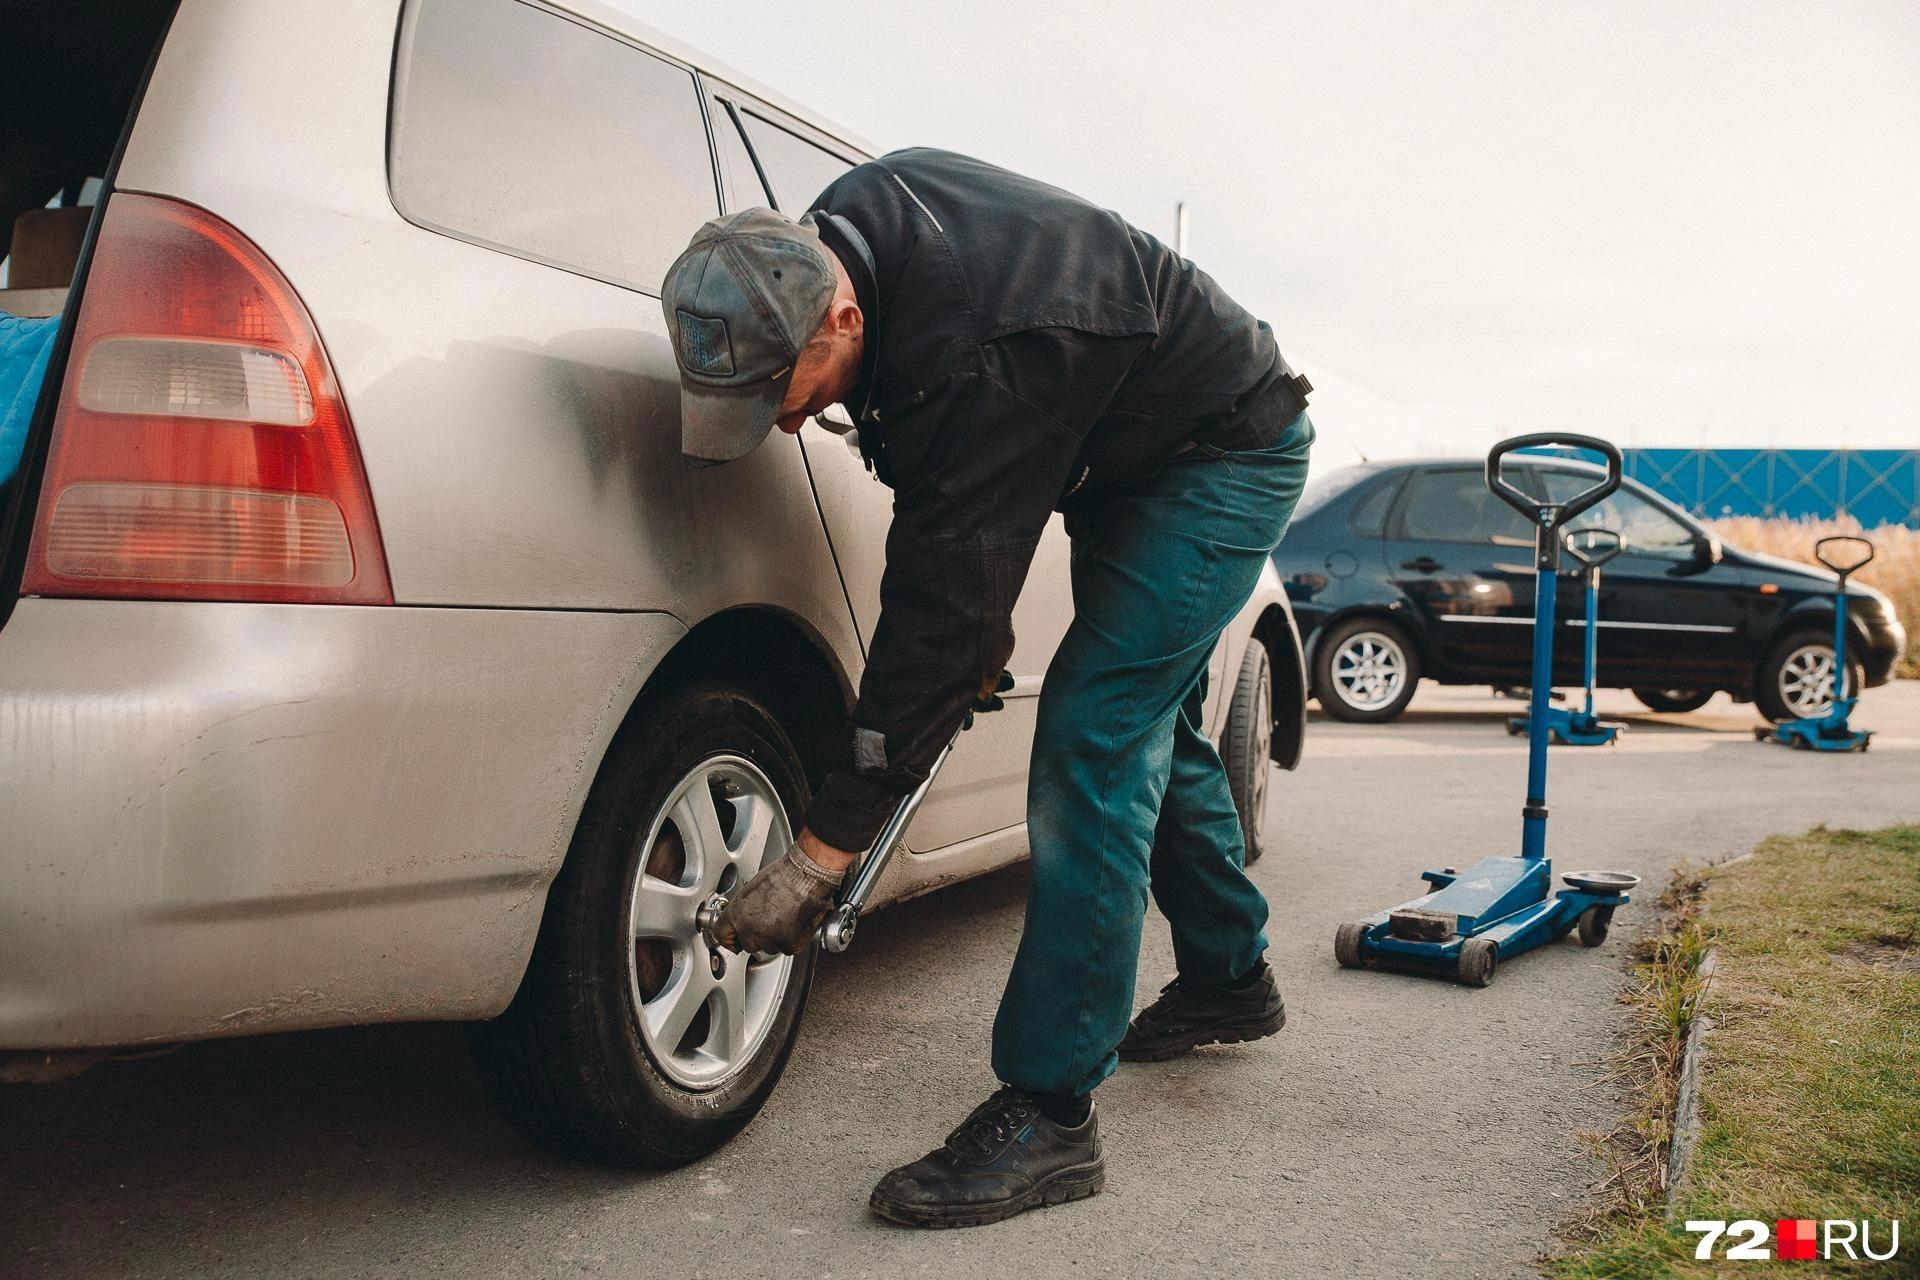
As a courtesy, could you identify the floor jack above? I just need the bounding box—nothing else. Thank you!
[1754,535,1876,753]
[696,673,1010,955]
[1506,527,1626,746]
[1335,434,1640,986]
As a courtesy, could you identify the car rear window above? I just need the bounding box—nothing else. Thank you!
[389,0,719,293]
[736,111,856,212]
[1397,467,1535,544]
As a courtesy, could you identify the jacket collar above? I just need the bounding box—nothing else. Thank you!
[806,211,882,424]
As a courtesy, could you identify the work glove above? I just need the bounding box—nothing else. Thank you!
[710,842,845,955]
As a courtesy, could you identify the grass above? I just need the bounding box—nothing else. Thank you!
[1552,824,1920,1278]
[1707,516,1920,677]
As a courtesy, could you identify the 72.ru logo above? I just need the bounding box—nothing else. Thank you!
[1684,1219,1901,1261]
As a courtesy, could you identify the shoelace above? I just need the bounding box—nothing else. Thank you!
[947,1092,1036,1161]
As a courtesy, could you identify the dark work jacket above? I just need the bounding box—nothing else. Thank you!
[803,148,1308,852]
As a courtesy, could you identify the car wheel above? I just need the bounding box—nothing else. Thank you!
[469,681,815,1168]
[1754,630,1862,724]
[1222,639,1274,865]
[1313,617,1420,723]
[1631,687,1713,714]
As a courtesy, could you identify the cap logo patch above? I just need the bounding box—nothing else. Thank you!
[676,310,735,377]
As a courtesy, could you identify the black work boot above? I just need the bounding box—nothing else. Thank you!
[868,1088,1105,1228]
[1116,962,1286,1062]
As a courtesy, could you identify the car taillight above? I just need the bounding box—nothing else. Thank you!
[22,194,392,604]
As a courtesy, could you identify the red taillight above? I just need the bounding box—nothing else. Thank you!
[23,194,392,604]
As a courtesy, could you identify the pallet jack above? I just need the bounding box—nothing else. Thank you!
[1753,535,1876,753]
[1506,526,1626,746]
[1335,434,1640,986]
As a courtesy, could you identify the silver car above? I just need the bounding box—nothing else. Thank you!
[0,0,1307,1164]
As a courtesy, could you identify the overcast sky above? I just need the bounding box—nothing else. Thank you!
[628,0,1918,453]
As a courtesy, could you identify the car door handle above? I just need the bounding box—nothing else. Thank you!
[1401,557,1443,573]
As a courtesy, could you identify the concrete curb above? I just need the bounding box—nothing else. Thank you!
[1665,948,1718,1209]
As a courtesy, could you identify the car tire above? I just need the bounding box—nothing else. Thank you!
[1313,617,1421,723]
[1631,687,1713,714]
[1222,639,1274,865]
[1753,628,1863,724]
[469,681,816,1168]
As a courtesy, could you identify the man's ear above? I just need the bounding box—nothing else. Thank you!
[829,296,862,339]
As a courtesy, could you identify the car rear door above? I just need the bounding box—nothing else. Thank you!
[706,87,1073,850]
[1543,474,1746,686]
[1385,465,1542,679]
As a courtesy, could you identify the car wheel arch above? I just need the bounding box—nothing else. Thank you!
[634,606,854,793]
[1304,604,1434,681]
[1254,604,1307,770]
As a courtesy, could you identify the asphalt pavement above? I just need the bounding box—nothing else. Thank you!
[6,683,1917,1280]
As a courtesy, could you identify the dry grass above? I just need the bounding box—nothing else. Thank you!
[1552,825,1920,1278]
[1706,515,1920,677]
[1555,866,1712,1251]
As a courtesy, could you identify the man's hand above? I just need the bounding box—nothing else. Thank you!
[710,839,849,955]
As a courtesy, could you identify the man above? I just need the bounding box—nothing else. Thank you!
[660,148,1313,1227]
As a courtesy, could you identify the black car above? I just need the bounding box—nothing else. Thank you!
[1274,457,1907,724]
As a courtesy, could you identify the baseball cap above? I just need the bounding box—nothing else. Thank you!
[660,208,837,466]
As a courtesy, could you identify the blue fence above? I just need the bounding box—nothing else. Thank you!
[1619,449,1919,528]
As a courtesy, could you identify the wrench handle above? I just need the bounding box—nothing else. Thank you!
[818,731,959,952]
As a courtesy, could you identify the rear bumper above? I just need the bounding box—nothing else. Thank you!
[0,598,682,1049]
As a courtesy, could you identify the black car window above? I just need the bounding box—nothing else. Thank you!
[1294,466,1374,521]
[1541,472,1699,560]
[1396,467,1535,544]
[1348,473,1402,536]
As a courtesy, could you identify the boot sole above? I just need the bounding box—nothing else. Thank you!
[868,1160,1107,1229]
[1116,1003,1286,1062]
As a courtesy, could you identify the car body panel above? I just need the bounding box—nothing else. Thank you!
[3,0,1307,1053]
[0,597,684,1048]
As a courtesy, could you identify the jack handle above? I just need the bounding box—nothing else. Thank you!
[1814,534,1874,583]
[1486,434,1623,571]
[1563,525,1625,574]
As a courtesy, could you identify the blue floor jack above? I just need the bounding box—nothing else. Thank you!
[1335,434,1640,986]
[1506,527,1626,746]
[1753,535,1876,753]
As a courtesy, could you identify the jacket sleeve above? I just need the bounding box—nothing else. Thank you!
[802,362,1088,852]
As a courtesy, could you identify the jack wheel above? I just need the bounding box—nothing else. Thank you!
[1457,937,1497,987]
[1576,905,1614,947]
[1334,921,1369,969]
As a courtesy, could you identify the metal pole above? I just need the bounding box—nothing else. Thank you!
[1175,202,1189,258]
[1583,568,1600,718]
[1522,544,1557,859]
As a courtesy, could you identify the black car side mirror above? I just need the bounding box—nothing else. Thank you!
[1696,533,1723,565]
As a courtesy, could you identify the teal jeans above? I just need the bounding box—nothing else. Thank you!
[991,411,1314,1098]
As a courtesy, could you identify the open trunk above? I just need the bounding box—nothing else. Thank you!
[0,0,177,627]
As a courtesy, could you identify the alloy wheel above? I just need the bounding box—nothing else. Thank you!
[626,755,793,1091]
[1331,631,1408,713]
[1778,642,1850,719]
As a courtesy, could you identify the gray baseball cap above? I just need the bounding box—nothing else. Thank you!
[660,208,837,466]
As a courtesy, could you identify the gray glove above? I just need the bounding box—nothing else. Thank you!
[711,843,845,955]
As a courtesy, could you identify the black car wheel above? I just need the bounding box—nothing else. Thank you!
[1754,630,1863,724]
[1313,617,1421,723]
[1221,639,1274,865]
[469,681,816,1168]
[1631,687,1714,714]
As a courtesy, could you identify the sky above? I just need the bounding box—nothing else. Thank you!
[625,0,1919,459]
